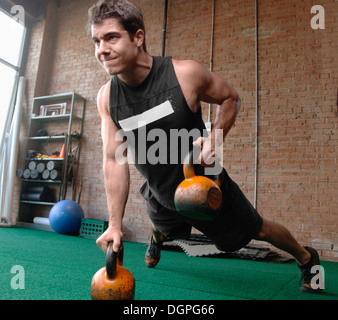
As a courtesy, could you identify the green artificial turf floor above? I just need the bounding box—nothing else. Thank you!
[1,227,337,300]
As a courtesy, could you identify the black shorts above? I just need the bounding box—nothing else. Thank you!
[141,169,263,252]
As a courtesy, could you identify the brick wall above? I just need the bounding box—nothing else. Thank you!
[15,0,337,261]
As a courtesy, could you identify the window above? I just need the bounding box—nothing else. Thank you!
[0,8,26,141]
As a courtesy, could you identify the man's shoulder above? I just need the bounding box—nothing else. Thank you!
[172,58,205,76]
[172,58,207,88]
[97,80,111,114]
[172,58,198,67]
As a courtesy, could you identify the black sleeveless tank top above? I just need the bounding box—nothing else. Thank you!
[109,56,206,210]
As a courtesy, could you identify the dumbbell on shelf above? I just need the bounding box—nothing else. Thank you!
[47,160,62,171]
[28,161,37,171]
[23,169,31,179]
[41,169,61,181]
[36,162,46,173]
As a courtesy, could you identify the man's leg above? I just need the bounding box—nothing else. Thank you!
[144,194,192,268]
[254,218,323,293]
[145,222,164,268]
[150,221,164,244]
[253,218,311,265]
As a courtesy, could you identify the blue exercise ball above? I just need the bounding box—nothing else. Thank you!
[49,200,84,235]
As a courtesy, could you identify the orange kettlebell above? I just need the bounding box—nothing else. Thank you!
[90,243,135,300]
[174,151,223,221]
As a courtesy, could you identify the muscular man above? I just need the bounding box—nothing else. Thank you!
[88,0,322,294]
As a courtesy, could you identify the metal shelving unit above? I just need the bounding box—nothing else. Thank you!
[17,92,86,230]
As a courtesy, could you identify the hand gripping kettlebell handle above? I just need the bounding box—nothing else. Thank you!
[183,151,223,187]
[106,242,124,280]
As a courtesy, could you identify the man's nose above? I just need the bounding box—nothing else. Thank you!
[97,40,110,56]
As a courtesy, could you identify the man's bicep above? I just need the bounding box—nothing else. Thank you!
[97,82,124,162]
[199,69,239,106]
[100,112,126,163]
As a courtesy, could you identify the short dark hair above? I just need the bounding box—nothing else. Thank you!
[88,0,147,51]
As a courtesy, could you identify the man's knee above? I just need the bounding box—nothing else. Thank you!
[254,218,269,241]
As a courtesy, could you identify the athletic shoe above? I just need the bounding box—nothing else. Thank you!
[298,246,323,294]
[145,236,163,268]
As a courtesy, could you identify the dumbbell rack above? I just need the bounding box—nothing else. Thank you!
[16,92,86,230]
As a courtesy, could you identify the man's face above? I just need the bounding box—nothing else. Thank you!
[91,18,137,76]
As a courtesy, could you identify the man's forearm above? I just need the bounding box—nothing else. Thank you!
[104,159,130,230]
[213,95,241,139]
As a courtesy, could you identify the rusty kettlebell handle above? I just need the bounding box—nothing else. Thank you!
[106,242,124,280]
[183,151,223,187]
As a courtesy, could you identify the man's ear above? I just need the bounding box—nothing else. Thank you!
[134,29,145,48]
